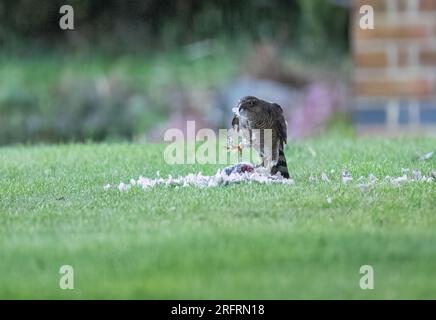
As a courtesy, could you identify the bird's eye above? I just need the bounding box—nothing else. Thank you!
[249,100,254,106]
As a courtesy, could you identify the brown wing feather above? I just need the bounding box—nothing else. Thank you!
[271,103,287,144]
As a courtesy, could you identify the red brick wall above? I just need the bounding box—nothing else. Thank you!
[352,0,436,132]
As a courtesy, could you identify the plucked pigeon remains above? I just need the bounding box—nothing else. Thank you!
[105,164,434,193]
[105,162,294,192]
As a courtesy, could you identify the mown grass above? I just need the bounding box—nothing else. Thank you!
[0,136,435,299]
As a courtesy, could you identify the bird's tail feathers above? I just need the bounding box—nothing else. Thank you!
[271,145,290,179]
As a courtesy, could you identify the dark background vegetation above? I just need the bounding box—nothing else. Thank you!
[0,0,350,145]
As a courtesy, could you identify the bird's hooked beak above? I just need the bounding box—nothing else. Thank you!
[232,101,245,116]
[236,101,247,113]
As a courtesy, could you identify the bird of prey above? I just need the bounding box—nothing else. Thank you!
[231,96,290,179]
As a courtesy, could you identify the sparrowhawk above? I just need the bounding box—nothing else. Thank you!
[231,96,290,179]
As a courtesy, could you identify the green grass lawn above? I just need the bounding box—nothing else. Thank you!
[1,136,435,299]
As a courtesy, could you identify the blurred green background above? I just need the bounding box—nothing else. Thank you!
[0,0,350,145]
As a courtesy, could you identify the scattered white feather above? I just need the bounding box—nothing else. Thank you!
[412,170,422,181]
[419,151,434,161]
[342,170,353,183]
[368,174,378,183]
[390,175,408,186]
[118,182,130,192]
[356,173,378,191]
[321,172,330,182]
